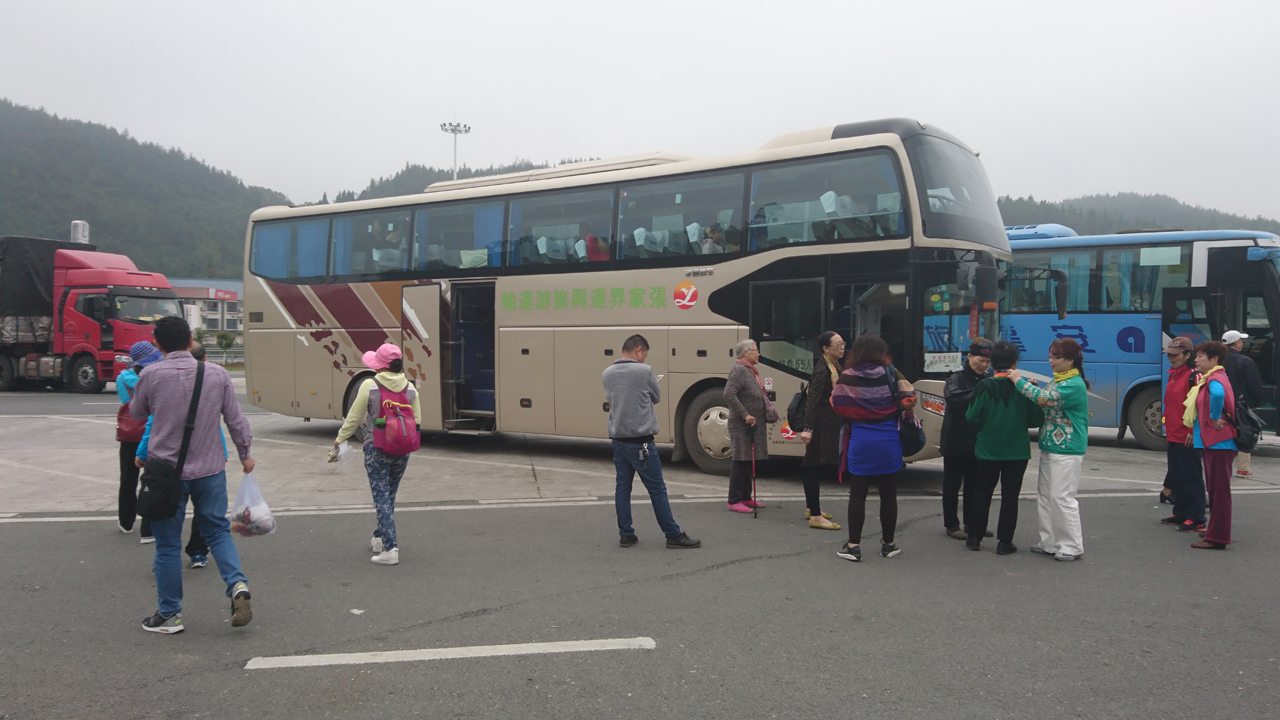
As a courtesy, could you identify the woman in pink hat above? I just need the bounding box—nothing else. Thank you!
[334,343,422,565]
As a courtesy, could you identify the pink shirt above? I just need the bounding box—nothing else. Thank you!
[130,352,252,480]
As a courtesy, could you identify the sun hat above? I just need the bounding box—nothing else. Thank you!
[129,341,162,367]
[1222,330,1248,345]
[362,343,402,371]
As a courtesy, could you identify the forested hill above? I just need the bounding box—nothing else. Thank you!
[998,193,1280,237]
[324,157,596,204]
[0,99,289,278]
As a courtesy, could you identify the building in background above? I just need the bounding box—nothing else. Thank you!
[167,279,243,340]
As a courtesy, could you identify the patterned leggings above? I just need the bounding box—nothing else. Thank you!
[364,446,410,550]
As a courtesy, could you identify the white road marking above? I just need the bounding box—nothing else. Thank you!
[245,636,656,670]
[0,414,117,425]
[477,496,598,504]
[4,488,1278,524]
[0,458,116,486]
[81,402,119,405]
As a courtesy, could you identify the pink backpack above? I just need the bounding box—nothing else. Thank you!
[372,379,420,455]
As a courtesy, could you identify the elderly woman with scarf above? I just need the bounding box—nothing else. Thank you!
[724,339,773,513]
[1007,338,1090,562]
[830,334,916,562]
[1184,340,1238,550]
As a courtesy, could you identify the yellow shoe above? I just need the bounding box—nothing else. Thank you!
[809,518,841,530]
[804,510,834,521]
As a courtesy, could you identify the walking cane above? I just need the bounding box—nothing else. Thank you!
[749,420,758,519]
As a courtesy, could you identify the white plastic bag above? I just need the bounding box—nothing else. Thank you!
[230,471,275,536]
[327,442,356,465]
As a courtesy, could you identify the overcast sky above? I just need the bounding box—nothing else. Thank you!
[5,1,1278,219]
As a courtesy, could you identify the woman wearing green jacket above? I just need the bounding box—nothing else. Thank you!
[1007,338,1090,562]
[964,342,1043,555]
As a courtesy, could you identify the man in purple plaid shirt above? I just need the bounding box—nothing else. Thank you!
[130,316,256,634]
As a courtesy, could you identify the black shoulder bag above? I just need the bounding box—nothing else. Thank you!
[137,362,204,522]
[885,365,927,457]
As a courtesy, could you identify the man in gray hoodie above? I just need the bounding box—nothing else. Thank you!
[603,334,701,549]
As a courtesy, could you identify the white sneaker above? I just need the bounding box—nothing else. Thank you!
[140,536,155,545]
[118,522,133,534]
[371,548,399,565]
[370,536,384,553]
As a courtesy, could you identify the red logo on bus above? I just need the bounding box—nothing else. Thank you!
[780,422,797,440]
[674,281,698,309]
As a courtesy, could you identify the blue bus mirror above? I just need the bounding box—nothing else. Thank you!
[1246,247,1280,262]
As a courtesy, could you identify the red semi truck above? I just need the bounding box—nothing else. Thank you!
[0,235,181,393]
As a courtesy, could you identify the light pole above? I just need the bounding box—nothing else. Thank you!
[440,122,471,181]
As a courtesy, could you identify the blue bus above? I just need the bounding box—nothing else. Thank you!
[1005,226,1280,450]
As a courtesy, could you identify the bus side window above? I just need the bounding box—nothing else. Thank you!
[249,218,330,279]
[413,202,503,272]
[617,172,745,264]
[506,189,614,269]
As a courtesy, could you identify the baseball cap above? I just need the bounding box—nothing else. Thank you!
[362,343,402,371]
[1222,330,1249,345]
[1164,337,1194,355]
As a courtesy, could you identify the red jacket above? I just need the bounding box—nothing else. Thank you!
[1195,369,1237,448]
[1163,364,1197,444]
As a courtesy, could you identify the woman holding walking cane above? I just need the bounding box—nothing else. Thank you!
[724,340,773,514]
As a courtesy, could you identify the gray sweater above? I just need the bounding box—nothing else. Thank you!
[602,359,661,439]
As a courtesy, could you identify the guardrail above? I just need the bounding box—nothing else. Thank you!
[205,350,244,366]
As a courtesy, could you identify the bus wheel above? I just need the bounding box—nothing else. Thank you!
[682,387,732,476]
[0,356,18,392]
[70,356,105,394]
[1126,386,1166,451]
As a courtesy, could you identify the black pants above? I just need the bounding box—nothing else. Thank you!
[846,471,898,544]
[118,441,150,536]
[970,459,1028,544]
[1168,443,1207,524]
[942,455,979,531]
[728,461,754,504]
[802,464,832,516]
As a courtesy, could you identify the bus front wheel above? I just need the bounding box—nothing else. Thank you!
[682,387,732,476]
[1126,386,1166,452]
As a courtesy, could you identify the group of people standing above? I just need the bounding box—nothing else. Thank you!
[939,337,1092,560]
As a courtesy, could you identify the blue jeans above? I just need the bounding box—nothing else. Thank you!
[150,471,246,616]
[365,446,409,550]
[612,440,681,538]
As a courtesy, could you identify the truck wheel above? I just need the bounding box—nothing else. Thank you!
[1126,386,1166,452]
[0,356,16,392]
[682,387,733,476]
[70,356,103,394]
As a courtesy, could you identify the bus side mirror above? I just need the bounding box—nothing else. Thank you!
[1051,269,1069,320]
[974,266,1003,310]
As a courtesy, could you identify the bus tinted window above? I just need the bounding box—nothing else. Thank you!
[413,201,504,273]
[747,150,905,252]
[507,189,614,267]
[618,172,745,261]
[1006,249,1094,313]
[1100,244,1189,311]
[250,219,330,279]
[332,210,413,275]
[904,134,1006,248]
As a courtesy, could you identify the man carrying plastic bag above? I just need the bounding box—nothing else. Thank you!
[231,472,276,536]
[130,316,256,635]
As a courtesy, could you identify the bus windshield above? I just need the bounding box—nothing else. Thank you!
[904,135,1006,249]
[111,295,182,324]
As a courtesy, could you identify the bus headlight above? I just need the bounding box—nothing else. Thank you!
[919,392,945,416]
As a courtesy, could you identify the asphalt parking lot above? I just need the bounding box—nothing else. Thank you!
[2,383,1279,718]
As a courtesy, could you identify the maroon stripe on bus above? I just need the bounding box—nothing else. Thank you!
[268,281,327,328]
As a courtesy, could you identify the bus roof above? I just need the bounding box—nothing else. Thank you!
[1009,229,1280,250]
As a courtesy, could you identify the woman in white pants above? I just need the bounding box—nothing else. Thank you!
[1006,338,1091,561]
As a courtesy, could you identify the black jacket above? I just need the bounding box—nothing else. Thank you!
[940,363,990,457]
[1223,349,1263,406]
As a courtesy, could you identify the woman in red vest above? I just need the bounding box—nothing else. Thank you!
[1185,341,1237,550]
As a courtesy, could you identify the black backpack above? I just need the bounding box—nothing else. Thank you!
[1232,401,1264,454]
[786,383,807,430]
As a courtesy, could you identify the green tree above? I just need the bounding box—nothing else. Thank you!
[216,332,234,351]
[193,328,206,344]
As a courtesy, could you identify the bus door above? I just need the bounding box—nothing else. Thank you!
[400,283,445,432]
[1207,246,1280,428]
[447,283,495,432]
[749,279,822,449]
[1162,286,1221,351]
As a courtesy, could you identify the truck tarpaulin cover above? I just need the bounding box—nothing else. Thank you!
[0,236,96,318]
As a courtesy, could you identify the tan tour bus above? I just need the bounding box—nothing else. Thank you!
[243,118,1055,475]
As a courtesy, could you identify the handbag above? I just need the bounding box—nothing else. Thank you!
[1231,401,1264,454]
[137,361,204,522]
[885,365,927,457]
[116,385,147,443]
